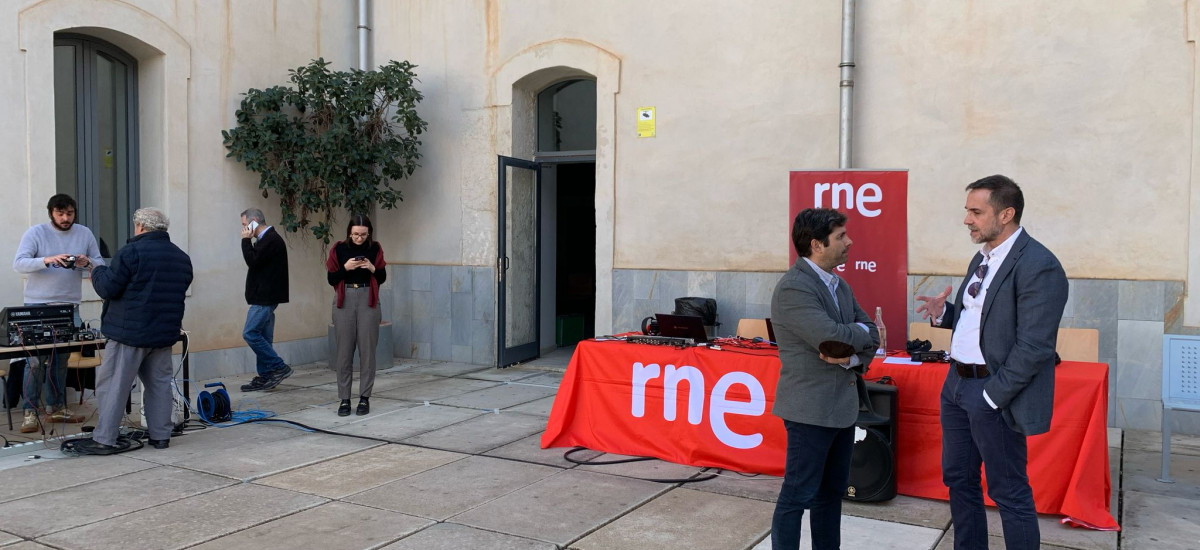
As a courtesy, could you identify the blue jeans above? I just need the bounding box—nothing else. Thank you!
[941,370,1039,550]
[20,303,77,411]
[243,305,286,376]
[771,420,854,550]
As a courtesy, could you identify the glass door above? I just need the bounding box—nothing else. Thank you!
[497,156,541,367]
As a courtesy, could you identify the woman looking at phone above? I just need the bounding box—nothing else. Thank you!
[325,213,387,416]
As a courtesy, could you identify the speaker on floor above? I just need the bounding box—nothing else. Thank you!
[845,381,898,502]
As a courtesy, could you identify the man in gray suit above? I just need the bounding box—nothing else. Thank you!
[916,175,1068,550]
[770,208,879,550]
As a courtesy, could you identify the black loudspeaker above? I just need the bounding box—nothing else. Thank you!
[845,381,898,502]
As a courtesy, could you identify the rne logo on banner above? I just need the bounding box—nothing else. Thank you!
[630,362,766,450]
[813,182,882,217]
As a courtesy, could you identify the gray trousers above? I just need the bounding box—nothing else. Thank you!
[332,286,381,400]
[93,341,174,446]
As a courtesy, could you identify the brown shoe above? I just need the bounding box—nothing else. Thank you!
[20,410,39,433]
[47,407,84,423]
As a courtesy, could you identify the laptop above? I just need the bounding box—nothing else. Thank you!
[765,318,777,344]
[655,313,709,343]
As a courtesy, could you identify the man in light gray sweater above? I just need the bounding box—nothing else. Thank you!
[12,194,104,433]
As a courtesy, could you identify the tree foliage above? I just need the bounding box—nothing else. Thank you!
[222,58,427,243]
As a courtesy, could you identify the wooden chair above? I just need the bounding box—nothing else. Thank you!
[1056,328,1099,363]
[67,351,102,405]
[736,319,770,340]
[909,322,1100,363]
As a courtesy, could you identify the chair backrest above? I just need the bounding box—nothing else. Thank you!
[67,351,102,369]
[908,322,1099,363]
[908,322,952,352]
[1056,328,1099,363]
[736,318,770,340]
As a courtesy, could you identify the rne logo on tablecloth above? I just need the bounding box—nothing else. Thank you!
[631,362,767,450]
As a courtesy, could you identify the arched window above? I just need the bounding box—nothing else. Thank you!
[54,34,139,257]
[537,79,596,154]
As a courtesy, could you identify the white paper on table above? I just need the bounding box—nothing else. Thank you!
[882,356,923,365]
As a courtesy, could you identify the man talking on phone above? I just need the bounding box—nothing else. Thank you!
[238,208,292,391]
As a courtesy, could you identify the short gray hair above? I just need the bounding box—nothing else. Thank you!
[241,208,266,224]
[134,208,169,231]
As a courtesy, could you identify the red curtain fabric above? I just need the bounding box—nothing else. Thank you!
[542,340,1116,530]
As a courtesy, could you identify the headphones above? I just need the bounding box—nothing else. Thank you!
[641,316,659,335]
[197,382,232,422]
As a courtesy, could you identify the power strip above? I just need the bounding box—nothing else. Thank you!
[0,433,87,459]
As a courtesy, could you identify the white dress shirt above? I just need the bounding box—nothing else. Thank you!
[949,227,1023,408]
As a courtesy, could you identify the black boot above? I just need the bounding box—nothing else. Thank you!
[337,399,351,416]
[356,397,370,416]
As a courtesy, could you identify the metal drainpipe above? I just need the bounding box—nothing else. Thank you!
[838,0,855,169]
[357,0,371,71]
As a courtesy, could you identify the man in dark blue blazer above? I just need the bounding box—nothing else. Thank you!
[916,175,1068,549]
[771,208,879,550]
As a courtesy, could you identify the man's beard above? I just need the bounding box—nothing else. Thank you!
[53,220,73,231]
[969,223,1001,244]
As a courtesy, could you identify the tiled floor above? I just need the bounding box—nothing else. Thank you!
[0,358,1197,549]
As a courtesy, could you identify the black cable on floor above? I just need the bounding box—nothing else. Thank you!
[563,446,718,484]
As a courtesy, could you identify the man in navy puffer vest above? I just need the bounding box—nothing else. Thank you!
[74,208,193,454]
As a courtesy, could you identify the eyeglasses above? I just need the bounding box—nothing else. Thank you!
[350,232,370,238]
[967,263,989,298]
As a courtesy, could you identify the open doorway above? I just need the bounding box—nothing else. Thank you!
[539,161,596,355]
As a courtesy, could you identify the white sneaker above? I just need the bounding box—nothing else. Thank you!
[47,406,83,423]
[20,410,38,433]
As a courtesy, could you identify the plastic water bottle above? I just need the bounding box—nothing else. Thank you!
[875,306,887,355]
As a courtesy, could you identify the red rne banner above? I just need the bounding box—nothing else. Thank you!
[788,170,908,351]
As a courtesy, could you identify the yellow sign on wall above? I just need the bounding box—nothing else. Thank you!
[637,107,655,138]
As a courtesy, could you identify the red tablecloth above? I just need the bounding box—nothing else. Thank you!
[542,339,1116,530]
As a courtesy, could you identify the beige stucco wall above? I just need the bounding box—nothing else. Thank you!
[1,0,357,352]
[376,0,1195,281]
[2,0,1198,354]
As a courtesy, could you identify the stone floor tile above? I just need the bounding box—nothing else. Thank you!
[687,470,782,503]
[5,542,58,550]
[271,397,419,431]
[931,526,1089,550]
[347,455,559,520]
[374,377,501,402]
[379,523,555,550]
[510,371,564,388]
[224,387,342,415]
[0,529,22,545]
[0,466,232,538]
[485,433,601,468]
[275,365,339,388]
[460,367,544,382]
[333,403,483,441]
[1123,429,1200,457]
[981,509,1117,550]
[402,411,547,454]
[451,469,668,546]
[843,495,953,531]
[573,487,773,550]
[172,431,379,481]
[1119,491,1200,550]
[256,444,466,498]
[755,513,943,550]
[573,453,709,482]
[1121,449,1200,501]
[0,455,154,503]
[504,395,556,416]
[407,362,492,378]
[38,483,326,550]
[188,501,431,550]
[308,372,445,395]
[434,383,558,410]
[128,422,302,466]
